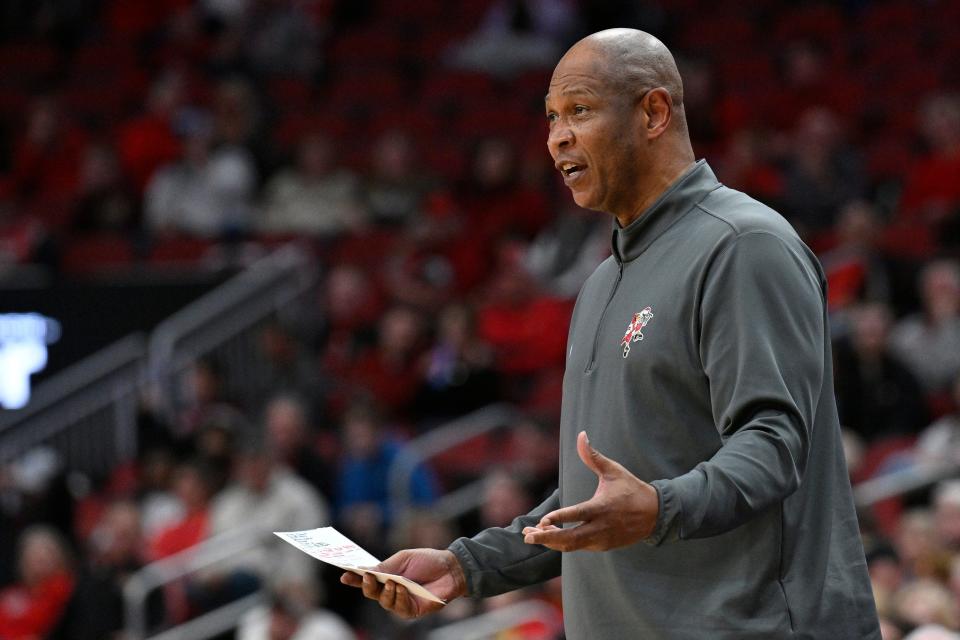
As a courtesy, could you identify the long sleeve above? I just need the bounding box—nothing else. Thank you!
[648,231,824,543]
[448,489,562,597]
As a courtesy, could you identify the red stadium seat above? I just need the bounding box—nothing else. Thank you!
[147,236,214,265]
[775,4,845,42]
[0,42,58,81]
[328,27,405,70]
[61,234,136,274]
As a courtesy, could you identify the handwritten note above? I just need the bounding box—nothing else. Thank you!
[274,527,445,604]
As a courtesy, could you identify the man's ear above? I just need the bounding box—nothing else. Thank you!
[641,87,673,140]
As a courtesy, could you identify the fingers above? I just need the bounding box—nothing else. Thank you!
[538,500,598,527]
[576,430,616,477]
[390,582,416,618]
[522,524,559,536]
[378,579,399,610]
[361,572,383,600]
[340,571,362,587]
[350,573,420,619]
[524,520,605,552]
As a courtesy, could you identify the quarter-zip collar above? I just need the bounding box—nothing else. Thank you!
[611,159,721,264]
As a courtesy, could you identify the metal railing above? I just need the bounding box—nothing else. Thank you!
[0,332,147,472]
[854,460,960,507]
[146,593,264,640]
[124,524,273,640]
[0,244,320,476]
[388,403,522,520]
[149,243,320,422]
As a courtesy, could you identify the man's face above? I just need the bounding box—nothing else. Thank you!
[545,45,645,217]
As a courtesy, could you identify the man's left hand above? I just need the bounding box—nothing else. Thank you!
[522,430,659,552]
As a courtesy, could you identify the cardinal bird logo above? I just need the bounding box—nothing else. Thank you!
[620,307,654,358]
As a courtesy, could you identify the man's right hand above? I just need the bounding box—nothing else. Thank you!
[340,548,467,619]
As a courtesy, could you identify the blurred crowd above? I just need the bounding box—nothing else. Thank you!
[1,0,959,639]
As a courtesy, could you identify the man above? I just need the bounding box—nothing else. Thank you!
[343,28,881,639]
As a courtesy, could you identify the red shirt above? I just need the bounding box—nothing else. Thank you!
[479,296,574,374]
[148,510,209,561]
[0,572,74,639]
[899,151,960,218]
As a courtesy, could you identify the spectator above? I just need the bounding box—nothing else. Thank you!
[245,317,326,416]
[413,303,500,424]
[389,509,458,554]
[905,627,960,640]
[781,107,865,241]
[56,502,144,639]
[319,264,384,384]
[820,200,916,319]
[714,128,784,208]
[455,137,550,242]
[147,461,215,561]
[0,449,73,590]
[448,0,578,78]
[833,302,928,443]
[193,408,247,495]
[137,448,184,542]
[502,417,559,501]
[211,77,268,175]
[362,130,432,227]
[144,109,257,237]
[71,142,140,233]
[175,356,241,442]
[237,583,356,640]
[933,481,960,553]
[8,96,86,221]
[675,56,722,156]
[867,543,904,625]
[194,435,328,610]
[336,403,439,556]
[145,461,216,625]
[890,260,960,395]
[882,618,905,640]
[345,305,426,418]
[246,0,324,78]
[765,39,861,130]
[477,237,573,376]
[893,579,960,633]
[381,208,467,309]
[914,374,960,466]
[895,510,944,581]
[479,470,533,528]
[524,203,611,298]
[457,469,536,544]
[260,132,364,237]
[900,93,960,224]
[0,526,75,640]
[87,501,144,578]
[116,69,185,193]
[264,394,334,501]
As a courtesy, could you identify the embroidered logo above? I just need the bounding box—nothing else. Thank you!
[620,307,654,358]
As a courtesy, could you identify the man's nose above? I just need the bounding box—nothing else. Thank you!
[547,122,573,154]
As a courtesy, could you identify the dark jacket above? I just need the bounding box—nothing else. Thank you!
[450,161,880,639]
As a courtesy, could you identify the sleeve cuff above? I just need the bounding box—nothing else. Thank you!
[645,479,682,545]
[447,537,481,598]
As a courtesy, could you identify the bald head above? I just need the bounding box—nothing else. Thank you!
[545,29,695,225]
[562,29,687,133]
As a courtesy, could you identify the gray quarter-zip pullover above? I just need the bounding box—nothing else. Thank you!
[449,161,880,639]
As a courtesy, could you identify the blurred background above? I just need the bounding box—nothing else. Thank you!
[0,0,958,639]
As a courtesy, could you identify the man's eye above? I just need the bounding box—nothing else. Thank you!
[574,105,589,115]
[546,112,558,123]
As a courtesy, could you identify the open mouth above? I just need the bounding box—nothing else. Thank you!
[560,162,586,178]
